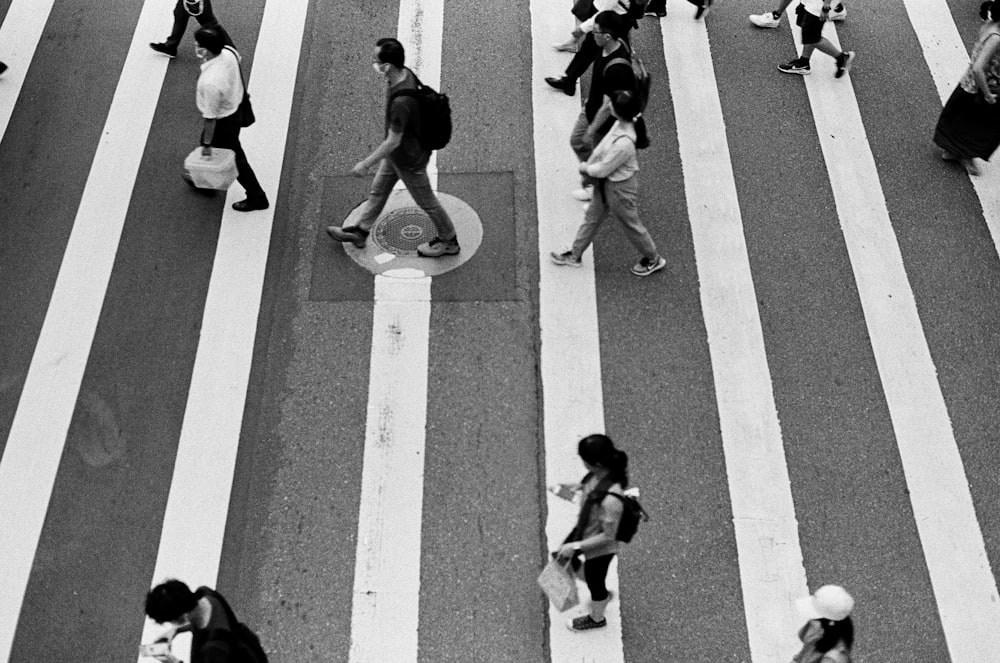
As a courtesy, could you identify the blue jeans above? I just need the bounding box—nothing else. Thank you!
[357,158,456,239]
[571,176,659,261]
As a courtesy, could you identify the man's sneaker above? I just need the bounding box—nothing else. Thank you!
[149,42,178,58]
[778,58,811,75]
[835,50,855,79]
[829,4,847,21]
[568,615,607,632]
[550,250,582,267]
[695,0,713,20]
[326,225,369,249]
[630,255,667,277]
[417,236,460,257]
[545,76,576,96]
[571,185,593,201]
[645,8,667,17]
[749,11,781,28]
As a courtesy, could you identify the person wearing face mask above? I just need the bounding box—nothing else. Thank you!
[194,27,268,211]
[144,579,269,663]
[327,38,460,258]
[151,0,234,59]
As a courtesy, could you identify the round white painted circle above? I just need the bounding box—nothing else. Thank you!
[339,189,483,277]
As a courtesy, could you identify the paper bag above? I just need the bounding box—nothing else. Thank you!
[537,558,579,612]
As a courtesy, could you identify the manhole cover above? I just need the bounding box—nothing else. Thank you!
[373,207,435,255]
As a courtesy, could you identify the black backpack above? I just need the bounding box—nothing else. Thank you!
[600,491,650,543]
[569,475,650,544]
[389,69,453,151]
[604,41,652,114]
[198,588,269,663]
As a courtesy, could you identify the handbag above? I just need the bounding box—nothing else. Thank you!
[225,46,255,128]
[537,557,579,612]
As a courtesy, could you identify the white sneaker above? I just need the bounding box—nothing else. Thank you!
[571,186,593,201]
[749,11,780,28]
[829,5,846,21]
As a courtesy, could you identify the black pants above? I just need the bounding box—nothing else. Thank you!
[584,554,615,601]
[165,0,234,49]
[205,113,265,200]
[646,0,667,12]
[564,29,633,83]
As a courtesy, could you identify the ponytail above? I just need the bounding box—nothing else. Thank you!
[611,90,650,149]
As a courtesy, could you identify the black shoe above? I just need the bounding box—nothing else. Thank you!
[645,9,667,17]
[232,196,269,212]
[0,61,7,76]
[545,76,576,96]
[326,225,369,249]
[149,42,178,58]
[695,0,713,19]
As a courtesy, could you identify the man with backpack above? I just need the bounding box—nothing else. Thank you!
[568,11,645,202]
[327,38,459,258]
[545,0,643,96]
[144,579,268,663]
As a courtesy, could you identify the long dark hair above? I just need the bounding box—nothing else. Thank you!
[578,434,629,487]
[815,617,854,653]
[611,90,649,149]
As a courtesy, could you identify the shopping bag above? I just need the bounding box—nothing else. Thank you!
[183,147,238,190]
[537,558,579,612]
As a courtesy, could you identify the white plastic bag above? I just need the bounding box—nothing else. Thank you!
[183,147,237,190]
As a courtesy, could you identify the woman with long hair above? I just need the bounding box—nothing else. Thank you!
[934,1,1000,176]
[791,585,855,663]
[551,89,666,276]
[554,434,629,632]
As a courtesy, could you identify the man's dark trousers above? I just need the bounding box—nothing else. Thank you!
[166,0,234,49]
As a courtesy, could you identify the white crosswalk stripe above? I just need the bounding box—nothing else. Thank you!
[0,2,999,662]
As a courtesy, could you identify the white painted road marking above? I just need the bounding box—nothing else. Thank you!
[0,0,57,144]
[346,3,443,662]
[903,0,1000,260]
[792,11,1000,662]
[138,0,310,657]
[662,11,808,662]
[0,1,174,660]
[348,272,432,663]
[530,1,626,661]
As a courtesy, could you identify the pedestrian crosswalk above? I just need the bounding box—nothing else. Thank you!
[1,1,999,662]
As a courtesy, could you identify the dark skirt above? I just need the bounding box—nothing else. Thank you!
[934,86,1000,160]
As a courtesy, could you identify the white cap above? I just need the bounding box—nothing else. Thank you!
[795,585,854,622]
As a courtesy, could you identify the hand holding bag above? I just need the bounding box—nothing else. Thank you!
[224,46,255,128]
[537,557,579,612]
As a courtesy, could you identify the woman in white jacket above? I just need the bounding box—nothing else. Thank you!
[551,90,666,277]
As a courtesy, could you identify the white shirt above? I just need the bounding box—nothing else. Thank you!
[579,0,630,33]
[196,47,243,120]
